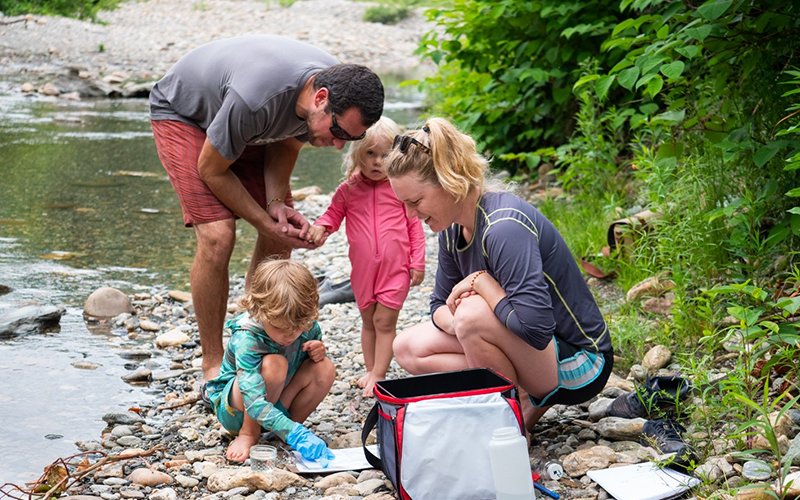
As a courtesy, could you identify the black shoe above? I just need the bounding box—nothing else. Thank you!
[199,382,211,410]
[318,278,355,306]
[641,418,697,472]
[606,375,690,418]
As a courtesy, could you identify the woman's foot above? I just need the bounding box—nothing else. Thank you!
[226,432,260,462]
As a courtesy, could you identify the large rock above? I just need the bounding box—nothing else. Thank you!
[206,468,306,492]
[127,468,173,487]
[778,471,800,499]
[314,471,357,489]
[102,411,145,425]
[783,434,800,466]
[155,329,190,348]
[695,456,736,483]
[604,373,635,392]
[0,304,64,338]
[591,417,647,441]
[84,287,133,318]
[626,277,676,302]
[588,398,614,422]
[735,485,775,500]
[642,345,671,373]
[562,446,617,477]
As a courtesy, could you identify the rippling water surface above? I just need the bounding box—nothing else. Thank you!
[0,77,423,485]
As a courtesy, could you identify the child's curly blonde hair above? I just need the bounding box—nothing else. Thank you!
[238,259,319,331]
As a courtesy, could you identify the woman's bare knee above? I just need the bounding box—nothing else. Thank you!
[393,332,416,370]
[452,296,493,343]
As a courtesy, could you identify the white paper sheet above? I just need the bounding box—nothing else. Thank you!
[291,445,379,474]
[587,462,701,500]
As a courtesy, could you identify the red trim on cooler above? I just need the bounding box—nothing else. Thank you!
[396,407,407,498]
[377,407,391,421]
[505,396,525,434]
[374,384,516,405]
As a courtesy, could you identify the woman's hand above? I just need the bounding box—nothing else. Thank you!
[302,340,326,362]
[410,268,425,287]
[445,270,485,315]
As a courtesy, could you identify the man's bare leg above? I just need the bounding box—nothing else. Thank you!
[245,232,291,291]
[193,219,237,382]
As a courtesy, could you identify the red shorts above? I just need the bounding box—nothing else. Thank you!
[151,119,291,227]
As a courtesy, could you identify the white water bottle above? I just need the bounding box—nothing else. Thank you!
[488,426,536,500]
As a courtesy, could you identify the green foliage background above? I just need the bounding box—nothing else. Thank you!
[0,0,120,19]
[417,0,800,288]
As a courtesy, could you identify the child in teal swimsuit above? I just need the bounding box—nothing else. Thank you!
[205,259,336,463]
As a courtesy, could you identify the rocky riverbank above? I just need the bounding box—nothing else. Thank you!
[6,191,799,500]
[2,1,800,499]
[0,0,434,96]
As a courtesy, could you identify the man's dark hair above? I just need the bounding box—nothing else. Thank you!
[313,64,384,126]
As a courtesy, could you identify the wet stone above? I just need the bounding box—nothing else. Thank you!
[742,460,772,481]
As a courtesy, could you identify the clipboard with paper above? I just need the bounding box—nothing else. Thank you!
[587,462,700,500]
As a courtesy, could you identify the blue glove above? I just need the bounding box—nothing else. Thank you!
[286,423,336,463]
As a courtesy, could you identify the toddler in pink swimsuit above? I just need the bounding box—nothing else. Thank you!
[308,117,426,397]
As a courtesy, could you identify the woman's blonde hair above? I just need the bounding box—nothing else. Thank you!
[238,259,319,330]
[343,116,403,179]
[385,117,489,202]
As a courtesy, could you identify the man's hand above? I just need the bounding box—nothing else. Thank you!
[410,268,425,287]
[302,340,326,362]
[264,201,317,249]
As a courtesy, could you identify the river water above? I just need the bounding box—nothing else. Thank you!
[0,78,423,485]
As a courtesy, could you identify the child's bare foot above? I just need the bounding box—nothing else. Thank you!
[361,372,385,398]
[226,432,260,462]
[362,378,376,398]
[357,371,371,389]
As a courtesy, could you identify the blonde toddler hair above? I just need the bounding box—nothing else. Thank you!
[238,259,319,330]
[385,117,489,202]
[342,116,403,179]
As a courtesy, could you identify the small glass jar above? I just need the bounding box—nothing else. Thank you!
[250,444,277,473]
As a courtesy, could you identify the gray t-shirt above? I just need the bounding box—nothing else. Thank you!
[150,35,339,160]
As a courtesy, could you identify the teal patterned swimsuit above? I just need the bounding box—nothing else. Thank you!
[205,312,322,440]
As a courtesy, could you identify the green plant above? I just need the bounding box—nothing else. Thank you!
[0,0,121,19]
[415,0,625,173]
[364,3,410,24]
[703,282,800,393]
[727,386,800,499]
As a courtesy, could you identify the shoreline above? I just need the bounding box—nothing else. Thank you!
[3,194,656,500]
[0,0,435,96]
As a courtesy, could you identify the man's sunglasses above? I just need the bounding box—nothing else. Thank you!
[392,134,432,157]
[330,113,366,141]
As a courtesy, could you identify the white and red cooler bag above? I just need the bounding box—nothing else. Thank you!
[361,368,525,500]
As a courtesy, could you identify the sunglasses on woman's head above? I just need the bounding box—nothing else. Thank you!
[392,134,432,157]
[330,112,366,141]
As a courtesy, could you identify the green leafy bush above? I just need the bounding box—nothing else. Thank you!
[364,4,410,24]
[415,0,626,173]
[0,0,121,19]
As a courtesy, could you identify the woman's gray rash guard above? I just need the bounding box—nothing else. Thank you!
[431,191,610,353]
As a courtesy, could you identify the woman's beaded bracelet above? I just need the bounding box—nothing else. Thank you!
[266,197,284,209]
[470,270,487,292]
